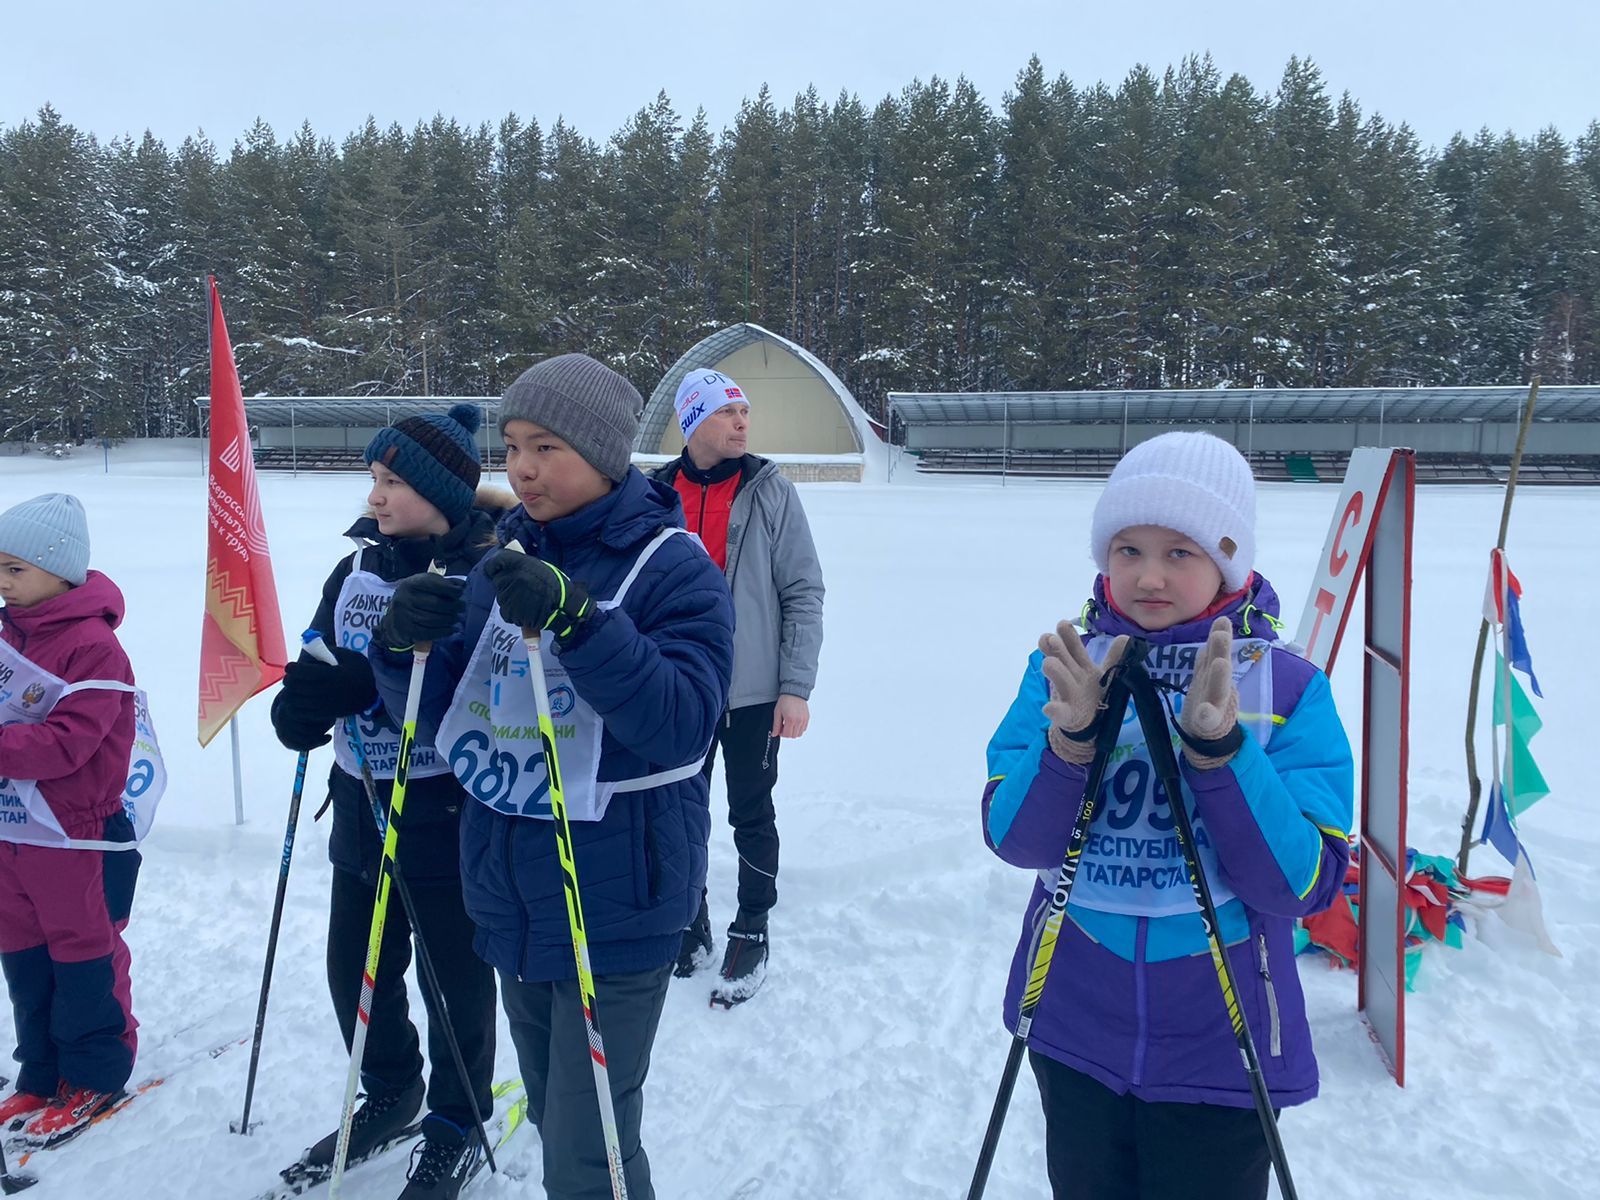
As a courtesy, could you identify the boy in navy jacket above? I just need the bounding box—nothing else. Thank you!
[374,354,733,1200]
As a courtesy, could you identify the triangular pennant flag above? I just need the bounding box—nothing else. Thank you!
[1498,847,1561,956]
[1480,782,1521,864]
[1482,548,1516,624]
[1503,582,1543,698]
[1507,732,1550,816]
[1478,784,1561,955]
[1493,654,1544,740]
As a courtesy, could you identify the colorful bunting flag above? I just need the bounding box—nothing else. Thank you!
[1478,549,1558,955]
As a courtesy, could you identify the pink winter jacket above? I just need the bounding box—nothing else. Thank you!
[0,571,136,840]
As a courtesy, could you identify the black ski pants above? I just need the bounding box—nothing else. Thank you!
[326,866,495,1128]
[501,964,672,1200]
[700,701,780,918]
[1030,1051,1273,1200]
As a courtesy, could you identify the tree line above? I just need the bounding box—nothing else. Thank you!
[1,54,1596,443]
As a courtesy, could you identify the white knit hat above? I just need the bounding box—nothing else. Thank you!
[1090,432,1257,592]
[673,370,748,443]
[0,492,91,585]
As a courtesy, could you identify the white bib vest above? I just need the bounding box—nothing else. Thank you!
[331,547,452,781]
[0,637,166,851]
[436,528,706,823]
[1046,635,1276,918]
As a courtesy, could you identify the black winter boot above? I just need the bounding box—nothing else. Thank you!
[398,1115,484,1199]
[710,910,769,1008]
[304,1075,424,1167]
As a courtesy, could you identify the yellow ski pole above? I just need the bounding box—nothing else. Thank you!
[505,540,629,1200]
[329,563,444,1199]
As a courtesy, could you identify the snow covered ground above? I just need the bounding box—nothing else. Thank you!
[1,442,1596,1199]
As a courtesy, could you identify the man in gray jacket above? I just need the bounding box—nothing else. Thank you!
[654,368,824,1006]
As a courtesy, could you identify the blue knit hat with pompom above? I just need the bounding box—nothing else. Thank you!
[364,402,484,526]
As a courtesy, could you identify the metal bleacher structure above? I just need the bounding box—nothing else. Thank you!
[885,386,1600,484]
[195,398,505,474]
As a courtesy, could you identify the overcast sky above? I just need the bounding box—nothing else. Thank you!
[6,1,1596,155]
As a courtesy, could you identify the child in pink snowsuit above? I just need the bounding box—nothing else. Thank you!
[0,493,141,1139]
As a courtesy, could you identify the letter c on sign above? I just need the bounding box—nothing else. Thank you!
[1330,491,1363,576]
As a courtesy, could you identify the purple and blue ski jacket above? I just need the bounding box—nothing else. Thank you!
[982,574,1354,1108]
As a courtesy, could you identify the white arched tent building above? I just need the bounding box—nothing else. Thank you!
[635,323,880,482]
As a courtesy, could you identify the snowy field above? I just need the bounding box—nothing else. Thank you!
[1,441,1596,1200]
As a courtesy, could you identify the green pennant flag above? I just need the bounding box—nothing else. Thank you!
[1494,655,1543,740]
[1495,652,1549,815]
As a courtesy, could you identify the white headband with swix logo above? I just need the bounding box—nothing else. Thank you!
[673,370,749,442]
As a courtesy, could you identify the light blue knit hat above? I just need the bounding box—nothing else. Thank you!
[0,493,91,585]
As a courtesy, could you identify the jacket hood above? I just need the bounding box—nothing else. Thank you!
[1,569,125,639]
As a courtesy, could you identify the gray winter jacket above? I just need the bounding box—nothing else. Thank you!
[656,454,824,709]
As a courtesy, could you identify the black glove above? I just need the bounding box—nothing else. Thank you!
[271,647,377,752]
[272,704,331,752]
[482,550,593,641]
[282,646,378,718]
[270,688,334,752]
[376,573,466,648]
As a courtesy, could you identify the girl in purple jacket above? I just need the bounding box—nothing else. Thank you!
[982,433,1354,1199]
[0,494,141,1140]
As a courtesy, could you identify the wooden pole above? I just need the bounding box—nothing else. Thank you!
[1457,377,1539,876]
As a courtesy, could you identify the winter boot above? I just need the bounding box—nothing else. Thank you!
[710,911,769,1008]
[399,1115,484,1200]
[674,893,714,978]
[0,1087,53,1130]
[21,1085,124,1139]
[304,1075,425,1167]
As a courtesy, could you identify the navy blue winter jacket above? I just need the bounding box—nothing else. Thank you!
[371,468,734,980]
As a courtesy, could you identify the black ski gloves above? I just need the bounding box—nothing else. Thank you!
[271,647,379,753]
[482,550,593,642]
[292,646,378,716]
[272,701,334,752]
[377,573,466,649]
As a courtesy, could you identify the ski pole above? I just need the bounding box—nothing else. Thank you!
[1127,652,1299,1200]
[339,714,498,1177]
[0,1138,37,1194]
[329,565,443,1200]
[505,540,630,1200]
[234,629,323,1136]
[966,642,1143,1200]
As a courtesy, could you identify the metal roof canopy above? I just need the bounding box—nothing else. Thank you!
[192,397,500,428]
[638,322,874,453]
[887,386,1600,427]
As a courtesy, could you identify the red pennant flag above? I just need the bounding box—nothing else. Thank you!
[198,277,287,746]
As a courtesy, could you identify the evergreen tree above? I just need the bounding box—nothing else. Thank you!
[0,106,120,441]
[992,57,1087,389]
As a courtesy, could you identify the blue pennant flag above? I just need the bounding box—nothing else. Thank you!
[1479,782,1527,869]
[1504,583,1543,698]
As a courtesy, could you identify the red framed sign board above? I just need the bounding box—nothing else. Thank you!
[1292,447,1415,1085]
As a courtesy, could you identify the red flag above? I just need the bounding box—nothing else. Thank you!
[1481,547,1522,625]
[198,277,287,746]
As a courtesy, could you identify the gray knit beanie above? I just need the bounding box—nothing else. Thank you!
[0,493,91,585]
[498,353,642,482]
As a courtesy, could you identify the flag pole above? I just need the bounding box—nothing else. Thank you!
[1457,377,1539,876]
[204,276,212,477]
[230,717,246,826]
